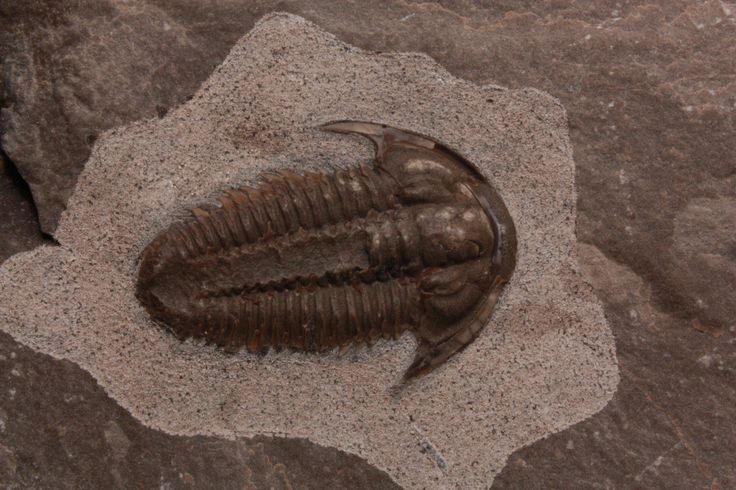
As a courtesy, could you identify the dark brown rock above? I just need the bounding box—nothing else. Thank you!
[0,0,273,234]
[1,1,734,488]
[0,329,400,490]
[0,119,400,488]
[2,0,733,328]
[0,153,46,261]
[492,244,736,489]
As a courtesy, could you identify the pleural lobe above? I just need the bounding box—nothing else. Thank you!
[136,164,419,353]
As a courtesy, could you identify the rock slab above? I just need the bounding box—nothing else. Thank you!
[0,14,618,489]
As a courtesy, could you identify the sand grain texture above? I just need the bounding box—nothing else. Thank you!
[0,14,618,489]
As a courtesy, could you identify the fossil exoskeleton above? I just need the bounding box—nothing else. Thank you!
[136,122,516,380]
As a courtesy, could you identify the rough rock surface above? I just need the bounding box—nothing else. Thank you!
[0,162,400,490]
[1,1,734,489]
[0,156,46,260]
[0,14,617,489]
[0,329,400,490]
[2,0,733,328]
[493,244,736,488]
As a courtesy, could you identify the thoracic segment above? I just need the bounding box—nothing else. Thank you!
[184,279,419,352]
[166,167,399,258]
[154,204,476,305]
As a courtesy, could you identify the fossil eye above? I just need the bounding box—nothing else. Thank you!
[136,122,516,380]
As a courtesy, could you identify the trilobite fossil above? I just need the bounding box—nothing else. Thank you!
[136,121,516,380]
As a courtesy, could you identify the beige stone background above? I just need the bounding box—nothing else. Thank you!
[2,1,734,488]
[0,14,618,489]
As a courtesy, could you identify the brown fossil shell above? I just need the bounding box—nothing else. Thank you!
[136,122,516,380]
